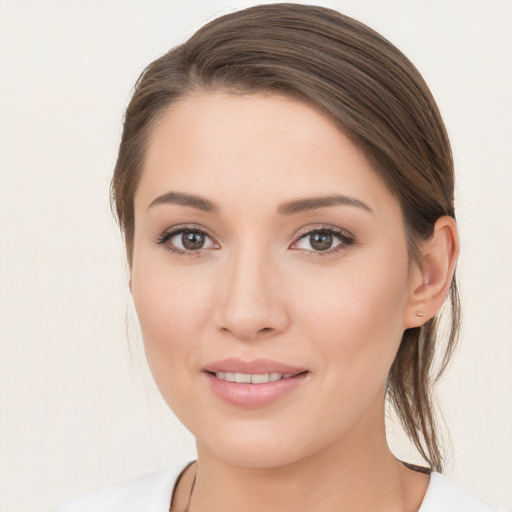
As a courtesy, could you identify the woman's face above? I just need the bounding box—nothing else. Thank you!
[131,92,421,467]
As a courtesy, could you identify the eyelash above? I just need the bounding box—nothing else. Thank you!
[293,225,356,257]
[155,223,356,257]
[155,224,217,257]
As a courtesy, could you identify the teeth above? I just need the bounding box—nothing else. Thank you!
[251,373,270,384]
[235,372,252,383]
[214,372,295,384]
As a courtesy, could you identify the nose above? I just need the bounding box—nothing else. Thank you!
[214,246,290,342]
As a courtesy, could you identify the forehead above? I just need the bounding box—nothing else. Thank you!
[135,92,399,217]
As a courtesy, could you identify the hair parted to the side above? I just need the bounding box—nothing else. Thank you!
[111,3,460,472]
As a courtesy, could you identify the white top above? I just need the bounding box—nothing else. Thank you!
[48,461,500,512]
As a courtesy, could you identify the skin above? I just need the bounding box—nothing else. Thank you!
[130,92,458,511]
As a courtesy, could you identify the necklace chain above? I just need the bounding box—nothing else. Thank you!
[182,464,198,512]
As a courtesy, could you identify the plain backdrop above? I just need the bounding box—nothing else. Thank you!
[0,1,511,511]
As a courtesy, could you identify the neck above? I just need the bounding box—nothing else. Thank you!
[173,394,429,512]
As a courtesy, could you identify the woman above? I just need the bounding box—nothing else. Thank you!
[50,3,499,511]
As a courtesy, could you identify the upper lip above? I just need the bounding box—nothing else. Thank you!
[203,358,307,375]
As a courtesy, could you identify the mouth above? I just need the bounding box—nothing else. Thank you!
[202,358,310,408]
[207,371,307,384]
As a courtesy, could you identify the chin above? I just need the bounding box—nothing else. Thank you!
[194,417,337,470]
[204,441,305,469]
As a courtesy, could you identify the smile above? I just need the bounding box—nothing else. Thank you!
[203,359,310,408]
[212,372,299,384]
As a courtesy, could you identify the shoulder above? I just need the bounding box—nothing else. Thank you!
[47,462,191,512]
[419,472,500,512]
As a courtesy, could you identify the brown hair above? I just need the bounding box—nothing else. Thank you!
[111,3,460,472]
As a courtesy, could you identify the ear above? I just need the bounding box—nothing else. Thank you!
[404,216,459,329]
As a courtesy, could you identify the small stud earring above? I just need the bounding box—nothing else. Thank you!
[416,311,425,317]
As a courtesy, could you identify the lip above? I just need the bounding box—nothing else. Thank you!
[202,358,309,408]
[202,357,306,375]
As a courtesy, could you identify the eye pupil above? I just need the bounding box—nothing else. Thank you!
[310,232,332,251]
[182,230,205,250]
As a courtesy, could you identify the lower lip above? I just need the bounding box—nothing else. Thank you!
[204,372,309,408]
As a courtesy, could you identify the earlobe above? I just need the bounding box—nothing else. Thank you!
[404,216,459,329]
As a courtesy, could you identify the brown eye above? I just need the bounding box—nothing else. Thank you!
[157,226,217,254]
[291,226,354,255]
[309,231,333,251]
[299,230,337,251]
[181,230,206,250]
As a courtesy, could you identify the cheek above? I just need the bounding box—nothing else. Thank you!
[130,258,214,401]
[132,240,216,332]
[291,251,410,385]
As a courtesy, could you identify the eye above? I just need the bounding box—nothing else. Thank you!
[291,226,355,254]
[156,226,218,254]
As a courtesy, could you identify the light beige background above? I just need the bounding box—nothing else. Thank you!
[0,1,510,511]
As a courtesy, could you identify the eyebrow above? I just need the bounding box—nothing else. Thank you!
[148,191,372,215]
[277,194,373,215]
[148,191,219,213]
